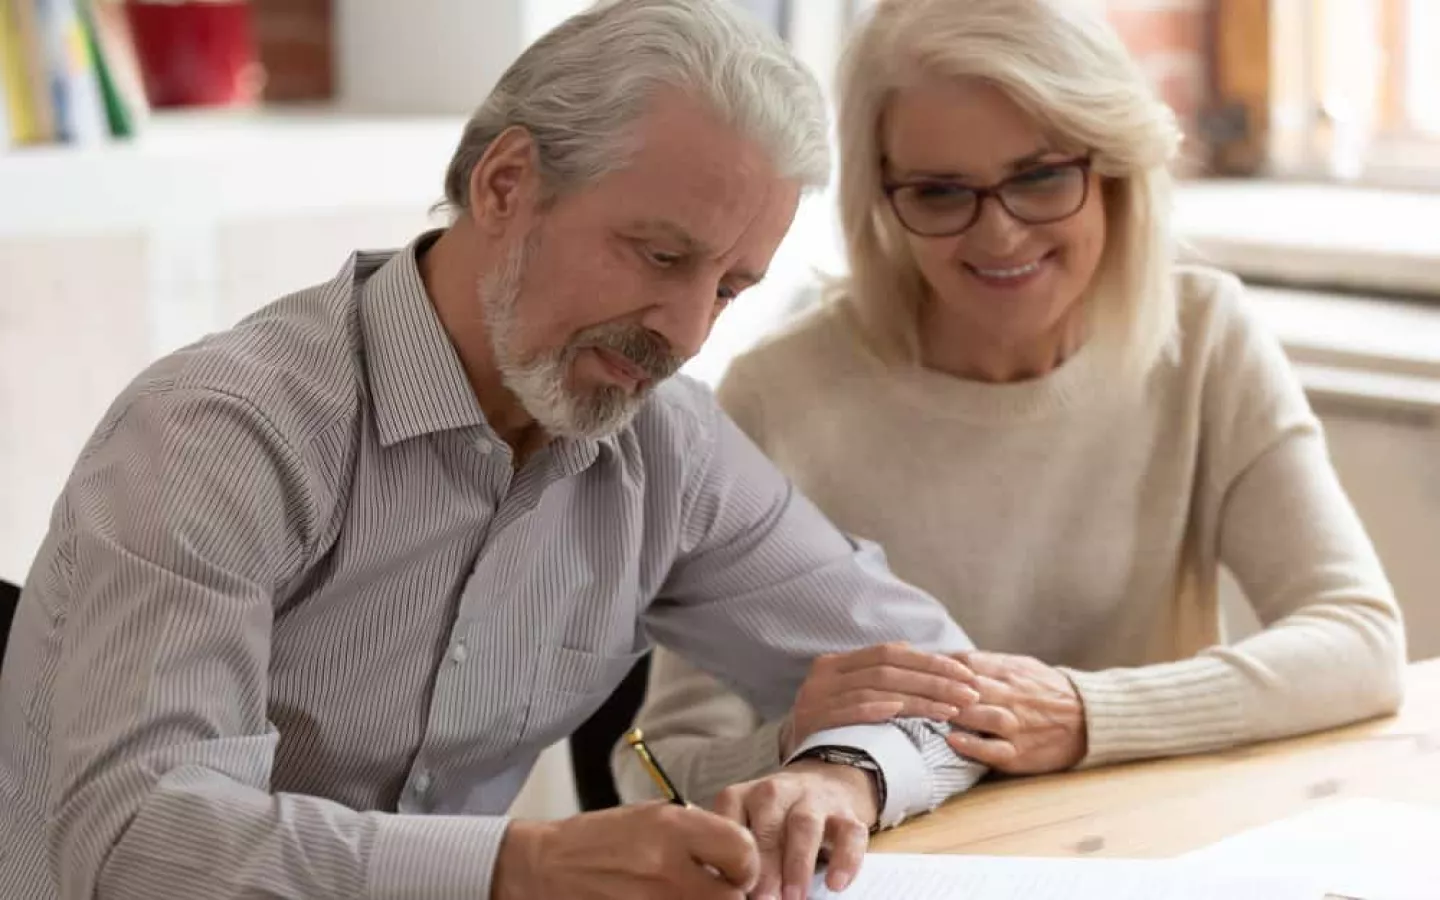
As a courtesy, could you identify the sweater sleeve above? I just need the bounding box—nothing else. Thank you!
[714,354,771,451]
[1065,275,1406,767]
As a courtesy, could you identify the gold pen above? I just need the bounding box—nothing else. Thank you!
[624,727,689,806]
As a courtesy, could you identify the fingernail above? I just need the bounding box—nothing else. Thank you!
[939,705,959,719]
[832,872,853,890]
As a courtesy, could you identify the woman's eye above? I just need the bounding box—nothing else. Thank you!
[1013,166,1064,185]
[646,247,682,267]
[916,183,970,199]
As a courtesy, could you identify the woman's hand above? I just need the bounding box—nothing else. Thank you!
[945,650,1087,774]
[780,642,980,758]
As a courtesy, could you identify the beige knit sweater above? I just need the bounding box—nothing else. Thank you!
[612,266,1406,808]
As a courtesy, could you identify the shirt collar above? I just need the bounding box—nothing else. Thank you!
[355,231,624,463]
[357,231,490,447]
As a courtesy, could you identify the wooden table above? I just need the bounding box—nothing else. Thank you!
[874,658,1440,859]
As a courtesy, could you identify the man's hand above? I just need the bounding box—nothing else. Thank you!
[945,650,1087,774]
[713,759,878,900]
[779,642,980,757]
[492,803,759,900]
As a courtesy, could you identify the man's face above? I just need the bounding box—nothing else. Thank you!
[479,91,802,440]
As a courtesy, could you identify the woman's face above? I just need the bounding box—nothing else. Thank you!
[880,77,1107,361]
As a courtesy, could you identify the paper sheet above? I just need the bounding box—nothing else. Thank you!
[1183,797,1440,900]
[810,853,1321,899]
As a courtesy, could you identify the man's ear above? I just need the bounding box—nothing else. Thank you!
[467,126,542,234]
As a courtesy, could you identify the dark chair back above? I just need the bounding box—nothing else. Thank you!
[568,651,651,811]
[0,579,19,670]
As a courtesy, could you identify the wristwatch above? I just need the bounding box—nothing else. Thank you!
[791,745,887,828]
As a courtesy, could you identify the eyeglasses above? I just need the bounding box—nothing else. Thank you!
[882,157,1093,238]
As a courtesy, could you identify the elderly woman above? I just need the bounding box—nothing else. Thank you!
[612,0,1406,808]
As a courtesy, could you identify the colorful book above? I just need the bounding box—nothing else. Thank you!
[31,0,107,143]
[81,0,146,138]
[0,0,52,143]
[0,45,11,148]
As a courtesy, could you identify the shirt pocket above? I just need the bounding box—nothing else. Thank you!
[519,645,648,751]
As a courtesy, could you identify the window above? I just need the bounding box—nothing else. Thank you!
[1270,0,1440,186]
[734,0,791,38]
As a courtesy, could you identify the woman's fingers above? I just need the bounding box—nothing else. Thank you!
[952,702,1021,737]
[947,730,1020,769]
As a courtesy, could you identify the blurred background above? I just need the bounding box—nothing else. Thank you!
[2,0,1437,818]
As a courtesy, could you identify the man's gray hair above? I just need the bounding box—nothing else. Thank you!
[441,0,831,211]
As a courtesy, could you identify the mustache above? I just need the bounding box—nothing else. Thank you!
[570,324,683,383]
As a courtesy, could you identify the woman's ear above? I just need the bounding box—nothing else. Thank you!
[467,126,542,234]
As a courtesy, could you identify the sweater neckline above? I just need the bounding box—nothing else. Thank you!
[878,336,1108,425]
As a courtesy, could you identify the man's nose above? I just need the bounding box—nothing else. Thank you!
[641,287,720,363]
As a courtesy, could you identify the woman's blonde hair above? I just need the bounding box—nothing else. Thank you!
[833,0,1183,376]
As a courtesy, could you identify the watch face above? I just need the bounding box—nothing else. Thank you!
[814,747,875,769]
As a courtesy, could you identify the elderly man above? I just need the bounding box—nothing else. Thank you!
[0,1,986,898]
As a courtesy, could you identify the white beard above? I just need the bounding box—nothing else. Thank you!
[480,235,661,441]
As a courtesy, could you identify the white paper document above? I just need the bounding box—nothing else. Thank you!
[810,853,1321,899]
[1184,797,1440,900]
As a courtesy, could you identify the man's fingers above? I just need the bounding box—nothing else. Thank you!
[834,642,975,683]
[952,703,1021,737]
[780,805,826,900]
[744,783,789,900]
[822,814,869,892]
[713,785,744,824]
[673,805,761,891]
[675,864,748,900]
[947,730,1020,769]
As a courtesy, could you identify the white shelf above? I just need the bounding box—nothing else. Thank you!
[0,109,466,235]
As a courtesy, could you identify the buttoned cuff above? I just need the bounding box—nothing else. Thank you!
[785,724,930,831]
[368,813,511,899]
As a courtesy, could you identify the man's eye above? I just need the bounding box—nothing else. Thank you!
[645,247,682,267]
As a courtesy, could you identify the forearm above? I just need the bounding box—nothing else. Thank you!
[1067,414,1406,769]
[64,763,508,900]
[1065,600,1405,768]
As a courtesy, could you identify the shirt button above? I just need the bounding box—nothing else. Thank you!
[414,770,432,795]
[450,642,468,664]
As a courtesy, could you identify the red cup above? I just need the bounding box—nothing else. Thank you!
[124,0,264,108]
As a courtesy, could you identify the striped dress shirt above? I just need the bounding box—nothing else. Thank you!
[0,234,983,900]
